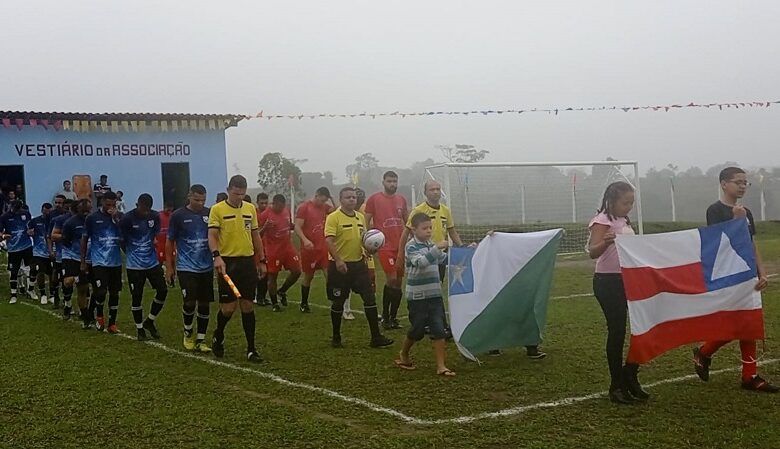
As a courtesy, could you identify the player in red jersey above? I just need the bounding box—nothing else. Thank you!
[157,202,175,285]
[258,194,301,312]
[254,193,270,305]
[364,171,409,329]
[294,187,334,313]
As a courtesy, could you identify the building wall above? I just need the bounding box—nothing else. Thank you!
[0,127,228,209]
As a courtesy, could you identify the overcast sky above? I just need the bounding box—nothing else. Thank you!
[3,1,779,184]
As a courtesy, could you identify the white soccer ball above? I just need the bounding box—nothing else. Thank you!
[362,229,385,252]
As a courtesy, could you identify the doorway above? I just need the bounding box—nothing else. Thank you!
[0,165,26,204]
[161,162,190,209]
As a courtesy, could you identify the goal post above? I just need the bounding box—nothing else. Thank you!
[418,161,643,254]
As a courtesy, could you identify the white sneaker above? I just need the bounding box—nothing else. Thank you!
[343,312,355,320]
[47,296,54,304]
[10,297,17,304]
[29,290,39,301]
[40,296,47,305]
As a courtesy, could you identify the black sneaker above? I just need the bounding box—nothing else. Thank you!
[52,300,60,310]
[262,298,271,306]
[272,304,282,312]
[382,320,394,331]
[623,365,650,400]
[257,297,269,306]
[63,307,72,321]
[212,337,225,358]
[331,336,343,348]
[143,320,161,340]
[279,291,288,307]
[488,350,502,356]
[370,335,394,348]
[741,376,780,393]
[137,329,147,341]
[390,319,402,330]
[81,320,93,330]
[247,351,263,363]
[693,347,711,382]
[609,388,635,405]
[300,304,311,313]
[527,349,548,360]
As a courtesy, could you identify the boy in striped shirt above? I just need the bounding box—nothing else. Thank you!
[394,213,455,376]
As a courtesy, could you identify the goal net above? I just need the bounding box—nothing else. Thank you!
[415,161,643,254]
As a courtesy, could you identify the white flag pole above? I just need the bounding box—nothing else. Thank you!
[670,176,676,222]
[521,184,526,225]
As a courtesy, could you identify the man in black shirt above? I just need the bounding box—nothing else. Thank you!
[693,167,777,393]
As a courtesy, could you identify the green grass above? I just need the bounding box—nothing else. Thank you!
[1,223,779,448]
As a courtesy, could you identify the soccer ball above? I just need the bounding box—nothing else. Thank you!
[362,229,385,252]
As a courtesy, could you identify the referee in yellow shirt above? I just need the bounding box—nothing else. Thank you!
[208,175,267,362]
[325,187,393,348]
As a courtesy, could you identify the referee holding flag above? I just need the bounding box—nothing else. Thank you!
[209,175,267,362]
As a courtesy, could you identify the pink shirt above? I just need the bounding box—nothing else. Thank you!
[588,212,634,274]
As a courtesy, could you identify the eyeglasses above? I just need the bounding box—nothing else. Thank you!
[728,181,751,187]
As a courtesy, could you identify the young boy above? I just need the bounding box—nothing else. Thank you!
[394,212,455,376]
[693,167,777,393]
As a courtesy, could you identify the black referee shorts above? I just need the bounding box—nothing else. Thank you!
[178,270,215,303]
[92,266,123,293]
[326,260,372,301]
[218,256,257,303]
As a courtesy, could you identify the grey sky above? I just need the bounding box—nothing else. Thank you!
[4,0,779,184]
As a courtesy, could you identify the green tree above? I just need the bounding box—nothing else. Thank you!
[257,152,307,200]
[438,144,489,163]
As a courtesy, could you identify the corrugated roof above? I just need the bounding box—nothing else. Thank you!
[0,111,244,129]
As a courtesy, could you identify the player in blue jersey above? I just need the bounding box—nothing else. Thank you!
[165,184,213,352]
[82,191,124,334]
[1,199,34,304]
[53,199,94,328]
[119,193,168,341]
[49,199,73,317]
[46,195,68,307]
[28,203,53,305]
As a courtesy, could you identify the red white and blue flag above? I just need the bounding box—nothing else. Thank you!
[616,218,764,364]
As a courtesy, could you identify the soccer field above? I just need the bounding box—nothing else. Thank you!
[1,225,779,449]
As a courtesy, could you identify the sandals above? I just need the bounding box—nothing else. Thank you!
[394,359,416,371]
[437,369,456,377]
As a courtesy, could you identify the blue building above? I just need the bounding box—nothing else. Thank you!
[0,111,243,210]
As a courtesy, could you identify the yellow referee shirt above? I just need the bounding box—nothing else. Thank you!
[406,202,454,242]
[325,207,366,262]
[208,200,258,257]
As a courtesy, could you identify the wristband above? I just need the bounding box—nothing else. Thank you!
[212,250,220,258]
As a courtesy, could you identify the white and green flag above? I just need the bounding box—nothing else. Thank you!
[449,229,563,361]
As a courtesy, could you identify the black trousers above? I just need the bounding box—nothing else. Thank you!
[593,273,628,389]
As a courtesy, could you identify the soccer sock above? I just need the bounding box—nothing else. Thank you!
[148,289,167,321]
[388,287,403,320]
[381,285,391,319]
[301,285,310,306]
[256,277,268,301]
[10,277,18,298]
[241,311,256,352]
[364,303,382,339]
[108,292,119,326]
[50,285,60,302]
[269,293,278,306]
[196,303,210,341]
[330,308,343,338]
[62,286,73,309]
[740,340,758,382]
[131,293,144,329]
[214,310,230,342]
[183,303,196,335]
[279,275,297,294]
[80,307,90,324]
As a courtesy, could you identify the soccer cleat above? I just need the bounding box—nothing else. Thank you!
[51,300,60,310]
[278,291,288,307]
[48,296,55,305]
[29,290,39,301]
[370,335,394,348]
[382,319,393,330]
[143,320,161,339]
[107,324,120,334]
[194,341,212,353]
[212,337,225,358]
[62,308,72,321]
[343,312,355,320]
[390,319,402,329]
[95,316,106,332]
[272,304,282,312]
[9,297,17,304]
[183,333,196,351]
[609,388,635,405]
[247,351,263,363]
[693,347,711,382]
[39,295,48,305]
[137,329,147,341]
[300,304,311,313]
[331,336,343,348]
[81,321,94,330]
[741,376,780,393]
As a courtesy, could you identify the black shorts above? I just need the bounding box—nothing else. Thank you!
[407,297,447,341]
[32,256,52,275]
[127,265,166,294]
[7,248,33,272]
[178,270,214,303]
[62,259,92,285]
[92,266,123,293]
[52,261,63,280]
[218,256,257,303]
[326,260,372,301]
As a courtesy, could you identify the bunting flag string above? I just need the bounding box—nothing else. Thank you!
[243,99,779,122]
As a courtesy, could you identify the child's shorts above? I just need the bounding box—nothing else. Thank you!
[407,296,446,341]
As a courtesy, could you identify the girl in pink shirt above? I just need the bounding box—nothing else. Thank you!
[588,181,648,404]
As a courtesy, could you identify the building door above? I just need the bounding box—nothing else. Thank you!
[0,165,26,204]
[161,162,190,209]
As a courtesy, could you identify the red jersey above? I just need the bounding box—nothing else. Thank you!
[258,207,294,254]
[295,200,330,249]
[159,210,172,236]
[364,192,408,251]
